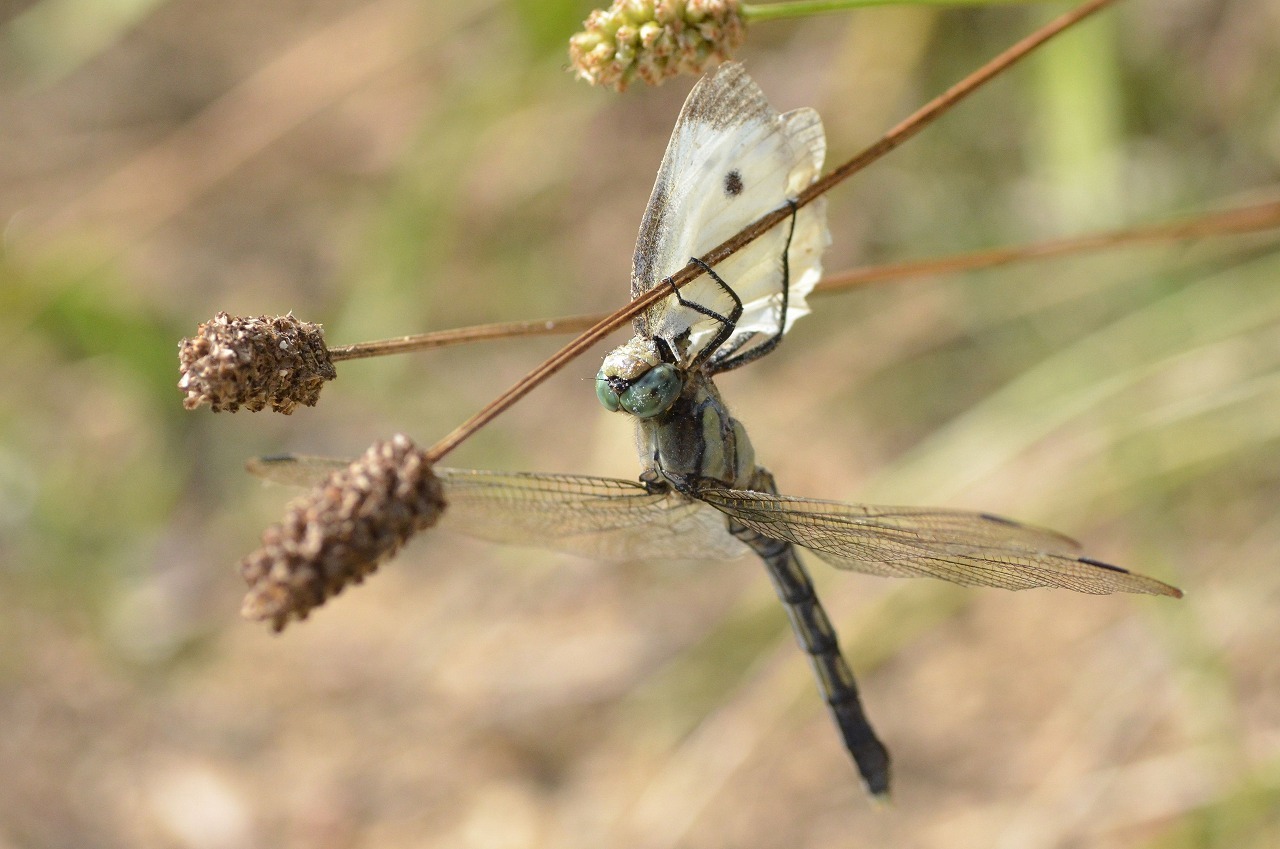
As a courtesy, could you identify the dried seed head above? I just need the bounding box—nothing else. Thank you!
[569,0,746,92]
[178,312,336,414]
[239,434,446,632]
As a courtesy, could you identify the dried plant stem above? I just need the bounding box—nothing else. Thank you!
[740,0,1121,272]
[422,0,1119,464]
[816,199,1280,293]
[324,199,1280,360]
[327,316,600,362]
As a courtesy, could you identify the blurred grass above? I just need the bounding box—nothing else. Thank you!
[1,0,1279,847]
[4,0,171,84]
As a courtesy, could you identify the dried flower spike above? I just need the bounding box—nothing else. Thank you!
[178,312,336,414]
[240,434,446,632]
[569,0,746,92]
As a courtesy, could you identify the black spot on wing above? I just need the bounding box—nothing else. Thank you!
[723,169,743,197]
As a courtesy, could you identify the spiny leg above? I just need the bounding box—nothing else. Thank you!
[709,198,799,375]
[663,257,744,373]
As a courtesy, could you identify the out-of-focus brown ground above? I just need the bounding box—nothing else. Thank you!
[2,1,1279,847]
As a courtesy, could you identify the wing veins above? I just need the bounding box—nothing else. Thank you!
[699,488,1180,597]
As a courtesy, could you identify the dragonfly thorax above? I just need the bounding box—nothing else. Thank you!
[634,366,757,494]
[596,336,684,419]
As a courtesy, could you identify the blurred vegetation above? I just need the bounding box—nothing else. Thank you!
[1,0,1278,847]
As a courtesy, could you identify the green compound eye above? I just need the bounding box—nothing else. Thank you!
[595,371,621,412]
[619,363,681,419]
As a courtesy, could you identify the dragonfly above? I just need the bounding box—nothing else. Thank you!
[250,64,1182,798]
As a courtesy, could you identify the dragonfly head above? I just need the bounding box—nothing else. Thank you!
[596,337,683,419]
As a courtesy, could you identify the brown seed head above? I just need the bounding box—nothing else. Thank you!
[569,0,746,92]
[178,312,336,414]
[239,434,446,632]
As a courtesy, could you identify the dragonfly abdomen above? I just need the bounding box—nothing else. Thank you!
[728,469,891,797]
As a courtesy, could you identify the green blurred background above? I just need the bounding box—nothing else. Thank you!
[2,0,1279,846]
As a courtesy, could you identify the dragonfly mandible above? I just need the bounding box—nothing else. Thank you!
[249,64,1181,798]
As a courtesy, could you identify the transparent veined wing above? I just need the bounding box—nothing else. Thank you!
[697,488,1183,597]
[247,454,348,487]
[631,62,830,365]
[246,455,749,562]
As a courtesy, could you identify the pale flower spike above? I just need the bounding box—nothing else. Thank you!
[569,0,747,92]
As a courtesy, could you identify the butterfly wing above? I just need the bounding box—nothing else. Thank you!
[698,488,1183,597]
[246,455,749,562]
[632,62,829,365]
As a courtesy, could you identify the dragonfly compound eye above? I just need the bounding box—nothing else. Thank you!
[619,363,682,418]
[595,370,622,412]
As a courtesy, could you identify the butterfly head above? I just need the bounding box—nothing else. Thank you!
[596,336,683,419]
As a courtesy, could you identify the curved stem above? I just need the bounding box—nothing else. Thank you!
[424,0,1119,463]
[325,200,1280,363]
[327,315,598,362]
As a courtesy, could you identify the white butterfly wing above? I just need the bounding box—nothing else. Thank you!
[632,63,830,364]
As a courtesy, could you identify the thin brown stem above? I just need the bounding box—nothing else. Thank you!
[328,315,600,361]
[423,0,1120,464]
[328,199,1280,362]
[660,0,1122,297]
[814,199,1280,293]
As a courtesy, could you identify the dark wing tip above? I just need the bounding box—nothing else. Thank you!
[251,453,298,465]
[1078,556,1184,598]
[980,511,1081,550]
[1077,555,1129,574]
[246,455,285,475]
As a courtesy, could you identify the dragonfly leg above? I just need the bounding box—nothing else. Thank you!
[726,467,891,797]
[666,259,745,373]
[708,198,800,375]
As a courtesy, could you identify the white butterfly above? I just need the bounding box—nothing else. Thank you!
[630,62,830,366]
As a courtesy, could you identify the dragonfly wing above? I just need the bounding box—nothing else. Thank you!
[698,488,1182,597]
[246,453,347,486]
[440,470,748,561]
[632,62,830,365]
[246,455,748,562]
